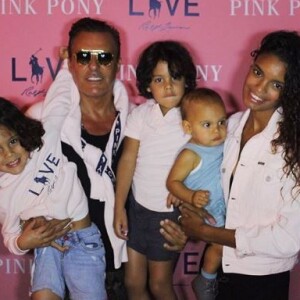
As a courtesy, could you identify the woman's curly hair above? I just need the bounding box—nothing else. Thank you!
[0,97,44,152]
[252,31,300,192]
[136,40,197,99]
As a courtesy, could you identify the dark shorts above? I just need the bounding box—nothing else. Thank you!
[127,196,180,261]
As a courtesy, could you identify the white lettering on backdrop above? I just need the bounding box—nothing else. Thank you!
[230,0,280,16]
[0,0,103,14]
[0,257,33,274]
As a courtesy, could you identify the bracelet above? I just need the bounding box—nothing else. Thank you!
[19,220,26,231]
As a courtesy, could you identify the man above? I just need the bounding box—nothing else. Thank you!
[28,17,129,299]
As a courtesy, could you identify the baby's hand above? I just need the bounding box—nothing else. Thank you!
[191,190,209,208]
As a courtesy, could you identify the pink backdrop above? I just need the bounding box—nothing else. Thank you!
[1,1,300,299]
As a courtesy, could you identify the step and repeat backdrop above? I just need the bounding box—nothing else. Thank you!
[1,1,300,299]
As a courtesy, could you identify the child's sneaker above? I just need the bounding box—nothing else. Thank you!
[191,274,218,300]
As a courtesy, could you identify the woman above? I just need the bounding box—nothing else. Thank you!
[161,30,300,300]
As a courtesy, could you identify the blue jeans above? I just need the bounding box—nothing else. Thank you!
[32,223,106,300]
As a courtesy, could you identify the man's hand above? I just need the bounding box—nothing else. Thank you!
[18,217,72,251]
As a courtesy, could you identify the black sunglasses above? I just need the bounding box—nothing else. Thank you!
[75,49,114,66]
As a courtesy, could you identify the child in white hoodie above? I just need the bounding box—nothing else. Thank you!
[0,71,106,300]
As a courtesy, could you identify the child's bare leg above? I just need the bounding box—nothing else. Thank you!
[31,289,61,300]
[125,247,150,300]
[202,243,222,274]
[148,260,178,300]
[192,243,222,300]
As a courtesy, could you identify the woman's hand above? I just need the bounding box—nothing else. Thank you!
[181,202,216,225]
[160,219,188,251]
[179,204,209,240]
[17,217,72,252]
[179,203,228,244]
[159,203,216,251]
[180,203,236,247]
[179,203,216,241]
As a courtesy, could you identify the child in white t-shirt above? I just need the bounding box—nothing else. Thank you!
[114,40,197,299]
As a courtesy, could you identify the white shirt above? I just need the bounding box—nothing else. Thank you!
[27,63,129,268]
[222,108,300,275]
[125,100,189,212]
[0,68,88,255]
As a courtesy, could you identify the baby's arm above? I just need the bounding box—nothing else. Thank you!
[167,148,209,208]
[114,136,140,240]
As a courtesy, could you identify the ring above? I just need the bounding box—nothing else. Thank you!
[177,215,182,223]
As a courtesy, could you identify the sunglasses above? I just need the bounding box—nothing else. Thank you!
[75,49,114,66]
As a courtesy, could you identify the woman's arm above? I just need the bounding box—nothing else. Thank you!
[114,136,139,240]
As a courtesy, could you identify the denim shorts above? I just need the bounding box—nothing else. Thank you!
[127,196,180,261]
[31,223,106,300]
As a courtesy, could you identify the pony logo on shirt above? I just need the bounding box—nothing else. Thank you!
[28,153,60,196]
[34,176,49,185]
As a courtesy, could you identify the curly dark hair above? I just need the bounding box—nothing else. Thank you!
[136,40,197,99]
[252,30,300,191]
[0,97,44,152]
[68,17,121,61]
